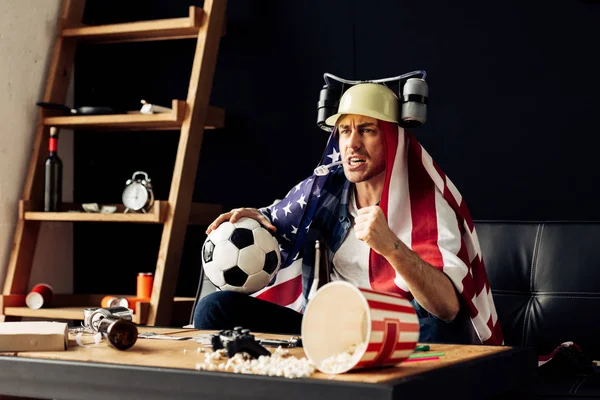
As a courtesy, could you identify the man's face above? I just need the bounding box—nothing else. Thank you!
[337,114,386,183]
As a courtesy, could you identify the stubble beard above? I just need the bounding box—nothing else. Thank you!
[343,162,386,183]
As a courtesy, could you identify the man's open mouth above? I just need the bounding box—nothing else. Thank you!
[348,157,366,166]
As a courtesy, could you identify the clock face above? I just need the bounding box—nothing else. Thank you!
[122,182,149,210]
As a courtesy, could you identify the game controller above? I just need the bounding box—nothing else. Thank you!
[211,326,271,358]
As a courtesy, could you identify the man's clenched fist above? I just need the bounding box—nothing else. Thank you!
[354,206,402,257]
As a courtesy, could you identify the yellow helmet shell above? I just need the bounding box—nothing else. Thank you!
[325,83,399,127]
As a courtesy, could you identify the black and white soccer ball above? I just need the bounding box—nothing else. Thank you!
[202,217,281,294]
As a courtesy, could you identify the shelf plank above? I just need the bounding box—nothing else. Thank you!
[61,6,204,44]
[43,101,224,131]
[20,201,221,225]
[2,296,195,326]
[22,200,167,224]
[4,306,85,320]
[1,293,108,319]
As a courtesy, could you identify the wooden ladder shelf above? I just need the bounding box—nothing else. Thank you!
[0,0,227,326]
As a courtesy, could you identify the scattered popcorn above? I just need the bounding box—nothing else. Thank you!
[195,347,316,379]
[318,342,367,374]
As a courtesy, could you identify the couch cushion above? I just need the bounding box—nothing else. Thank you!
[475,222,600,359]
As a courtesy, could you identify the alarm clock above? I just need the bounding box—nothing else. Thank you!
[122,171,154,213]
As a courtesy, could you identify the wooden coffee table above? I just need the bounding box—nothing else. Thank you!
[0,327,536,399]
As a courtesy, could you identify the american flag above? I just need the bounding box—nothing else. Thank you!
[251,121,503,345]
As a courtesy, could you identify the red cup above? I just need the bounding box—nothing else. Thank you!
[301,281,420,374]
[26,283,54,310]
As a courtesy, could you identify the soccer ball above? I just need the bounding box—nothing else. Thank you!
[201,217,281,294]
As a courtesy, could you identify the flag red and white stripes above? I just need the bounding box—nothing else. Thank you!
[355,287,419,368]
[370,122,503,345]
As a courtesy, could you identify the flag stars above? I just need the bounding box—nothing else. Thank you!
[282,202,292,216]
[271,208,278,220]
[296,194,307,209]
[327,148,340,163]
[294,182,302,193]
[305,222,312,232]
[291,225,298,234]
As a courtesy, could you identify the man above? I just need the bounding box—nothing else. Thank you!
[194,82,503,345]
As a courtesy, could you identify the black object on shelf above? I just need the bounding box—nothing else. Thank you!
[36,101,119,116]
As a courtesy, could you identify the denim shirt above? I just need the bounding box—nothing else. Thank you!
[262,169,479,345]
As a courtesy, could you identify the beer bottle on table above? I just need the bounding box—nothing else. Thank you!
[98,317,138,350]
[44,126,62,212]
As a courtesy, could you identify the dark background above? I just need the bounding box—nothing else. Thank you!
[72,0,600,297]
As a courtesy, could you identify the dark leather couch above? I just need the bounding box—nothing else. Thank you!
[476,221,600,398]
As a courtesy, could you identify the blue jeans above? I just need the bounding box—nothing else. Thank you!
[194,291,302,335]
[194,291,480,344]
[410,299,481,344]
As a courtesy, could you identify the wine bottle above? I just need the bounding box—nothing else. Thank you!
[44,127,62,212]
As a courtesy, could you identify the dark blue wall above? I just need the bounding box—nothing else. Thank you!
[73,0,600,296]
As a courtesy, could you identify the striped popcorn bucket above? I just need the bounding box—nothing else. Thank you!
[301,281,419,374]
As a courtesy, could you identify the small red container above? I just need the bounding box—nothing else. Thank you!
[137,273,153,299]
[26,283,54,310]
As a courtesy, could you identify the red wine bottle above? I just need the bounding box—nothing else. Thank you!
[44,127,62,212]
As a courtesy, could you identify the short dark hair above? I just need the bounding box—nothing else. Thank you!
[333,114,348,137]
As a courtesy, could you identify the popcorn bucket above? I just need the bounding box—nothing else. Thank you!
[301,281,420,374]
